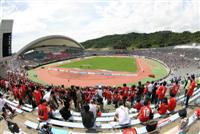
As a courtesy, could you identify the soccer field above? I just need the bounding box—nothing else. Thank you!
[59,56,138,73]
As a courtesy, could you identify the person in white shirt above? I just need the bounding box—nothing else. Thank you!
[114,101,130,125]
[43,87,51,102]
[43,91,51,102]
[148,81,154,94]
[97,86,103,98]
[89,99,100,119]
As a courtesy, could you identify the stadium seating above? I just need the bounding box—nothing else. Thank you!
[24,90,200,131]
[164,112,198,134]
[3,99,33,112]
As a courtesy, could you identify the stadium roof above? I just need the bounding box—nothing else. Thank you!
[16,35,84,56]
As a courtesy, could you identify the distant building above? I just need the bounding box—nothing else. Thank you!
[0,20,13,57]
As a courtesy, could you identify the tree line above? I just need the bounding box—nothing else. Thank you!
[81,31,200,49]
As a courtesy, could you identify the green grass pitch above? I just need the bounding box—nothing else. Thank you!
[59,56,137,73]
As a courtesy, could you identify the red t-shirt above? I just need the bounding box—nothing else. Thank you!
[0,80,5,88]
[170,84,180,96]
[18,87,24,99]
[139,106,152,122]
[33,90,42,105]
[21,84,27,98]
[134,102,142,111]
[85,93,91,103]
[107,91,112,101]
[158,103,168,115]
[195,108,200,118]
[187,80,196,97]
[38,103,49,121]
[13,87,19,99]
[119,94,123,101]
[157,86,167,100]
[143,87,148,94]
[123,87,129,97]
[168,97,176,112]
[130,90,135,97]
[113,94,119,101]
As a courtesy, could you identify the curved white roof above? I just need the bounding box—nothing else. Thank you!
[16,35,84,56]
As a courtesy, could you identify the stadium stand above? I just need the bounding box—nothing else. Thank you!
[1,43,200,134]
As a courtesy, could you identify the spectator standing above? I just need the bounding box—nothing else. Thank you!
[184,77,191,97]
[59,97,71,121]
[156,81,167,104]
[49,91,59,111]
[122,83,129,106]
[43,87,51,102]
[130,85,136,107]
[151,82,158,104]
[89,99,99,119]
[185,75,196,108]
[33,87,42,105]
[147,81,154,98]
[137,81,144,100]
[76,88,82,111]
[170,80,180,97]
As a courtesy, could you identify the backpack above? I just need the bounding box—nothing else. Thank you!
[59,107,71,120]
[7,120,20,133]
[178,108,187,118]
[146,120,158,132]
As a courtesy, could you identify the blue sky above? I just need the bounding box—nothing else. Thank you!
[0,0,200,52]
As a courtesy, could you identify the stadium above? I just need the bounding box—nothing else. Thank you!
[0,3,200,134]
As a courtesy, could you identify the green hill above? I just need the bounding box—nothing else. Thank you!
[81,31,200,49]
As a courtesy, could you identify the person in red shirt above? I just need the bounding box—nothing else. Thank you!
[38,99,50,121]
[130,85,136,107]
[195,108,200,119]
[158,98,168,115]
[106,90,112,105]
[20,84,27,99]
[84,92,91,103]
[33,88,42,105]
[170,80,180,97]
[185,75,196,108]
[18,86,24,108]
[133,97,142,112]
[156,81,167,104]
[0,79,5,92]
[113,92,118,108]
[122,83,129,106]
[168,92,177,112]
[143,81,150,95]
[13,85,19,100]
[138,100,152,123]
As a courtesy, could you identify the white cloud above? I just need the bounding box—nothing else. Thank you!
[1,0,200,52]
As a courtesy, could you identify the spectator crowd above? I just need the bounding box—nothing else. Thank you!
[0,71,198,130]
